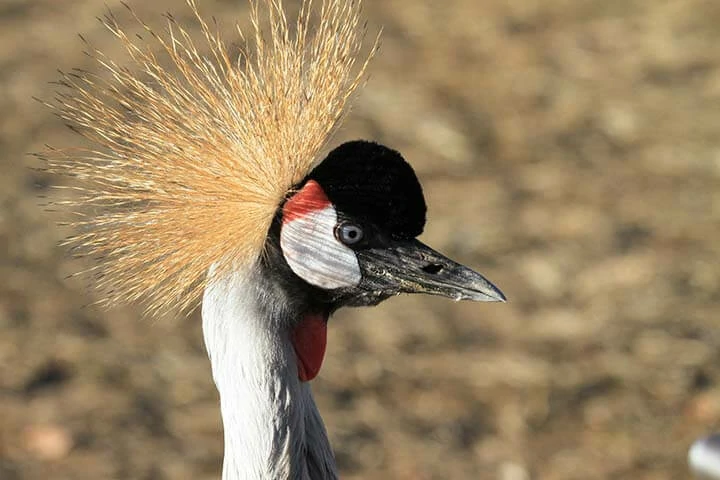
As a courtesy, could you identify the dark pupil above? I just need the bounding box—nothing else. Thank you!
[338,223,363,244]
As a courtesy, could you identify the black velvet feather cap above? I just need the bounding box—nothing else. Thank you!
[306,141,427,240]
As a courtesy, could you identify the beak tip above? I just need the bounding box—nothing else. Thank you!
[464,286,506,303]
[473,280,507,303]
[486,288,507,303]
[472,278,506,303]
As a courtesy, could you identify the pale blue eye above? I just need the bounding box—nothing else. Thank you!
[336,222,363,245]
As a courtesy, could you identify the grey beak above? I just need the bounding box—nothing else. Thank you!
[356,239,506,302]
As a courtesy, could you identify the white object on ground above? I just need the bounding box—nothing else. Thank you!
[690,433,720,479]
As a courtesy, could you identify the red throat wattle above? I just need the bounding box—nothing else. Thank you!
[291,312,328,382]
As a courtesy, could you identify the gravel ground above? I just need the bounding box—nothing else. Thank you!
[1,0,718,478]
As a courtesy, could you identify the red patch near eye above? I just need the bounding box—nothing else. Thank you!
[282,180,332,224]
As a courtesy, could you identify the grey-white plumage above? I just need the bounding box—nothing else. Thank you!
[203,265,337,480]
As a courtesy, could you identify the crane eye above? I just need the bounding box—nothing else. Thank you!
[335,222,364,245]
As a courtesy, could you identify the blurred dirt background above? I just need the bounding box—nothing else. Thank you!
[1,0,719,478]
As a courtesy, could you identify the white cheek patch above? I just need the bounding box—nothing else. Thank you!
[280,185,361,289]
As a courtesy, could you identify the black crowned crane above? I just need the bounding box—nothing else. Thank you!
[42,0,505,478]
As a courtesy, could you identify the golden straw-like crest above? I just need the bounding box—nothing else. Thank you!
[41,0,375,315]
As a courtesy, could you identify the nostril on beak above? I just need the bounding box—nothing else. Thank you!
[421,263,444,275]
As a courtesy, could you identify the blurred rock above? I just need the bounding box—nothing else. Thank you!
[599,104,639,147]
[22,424,73,461]
[686,390,720,423]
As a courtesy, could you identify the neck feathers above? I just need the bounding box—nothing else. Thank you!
[202,265,337,480]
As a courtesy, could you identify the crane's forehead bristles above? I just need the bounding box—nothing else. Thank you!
[40,0,377,316]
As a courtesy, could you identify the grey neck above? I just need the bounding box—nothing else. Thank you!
[201,266,337,480]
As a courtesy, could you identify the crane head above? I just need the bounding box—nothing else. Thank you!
[277,140,506,311]
[43,0,502,324]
